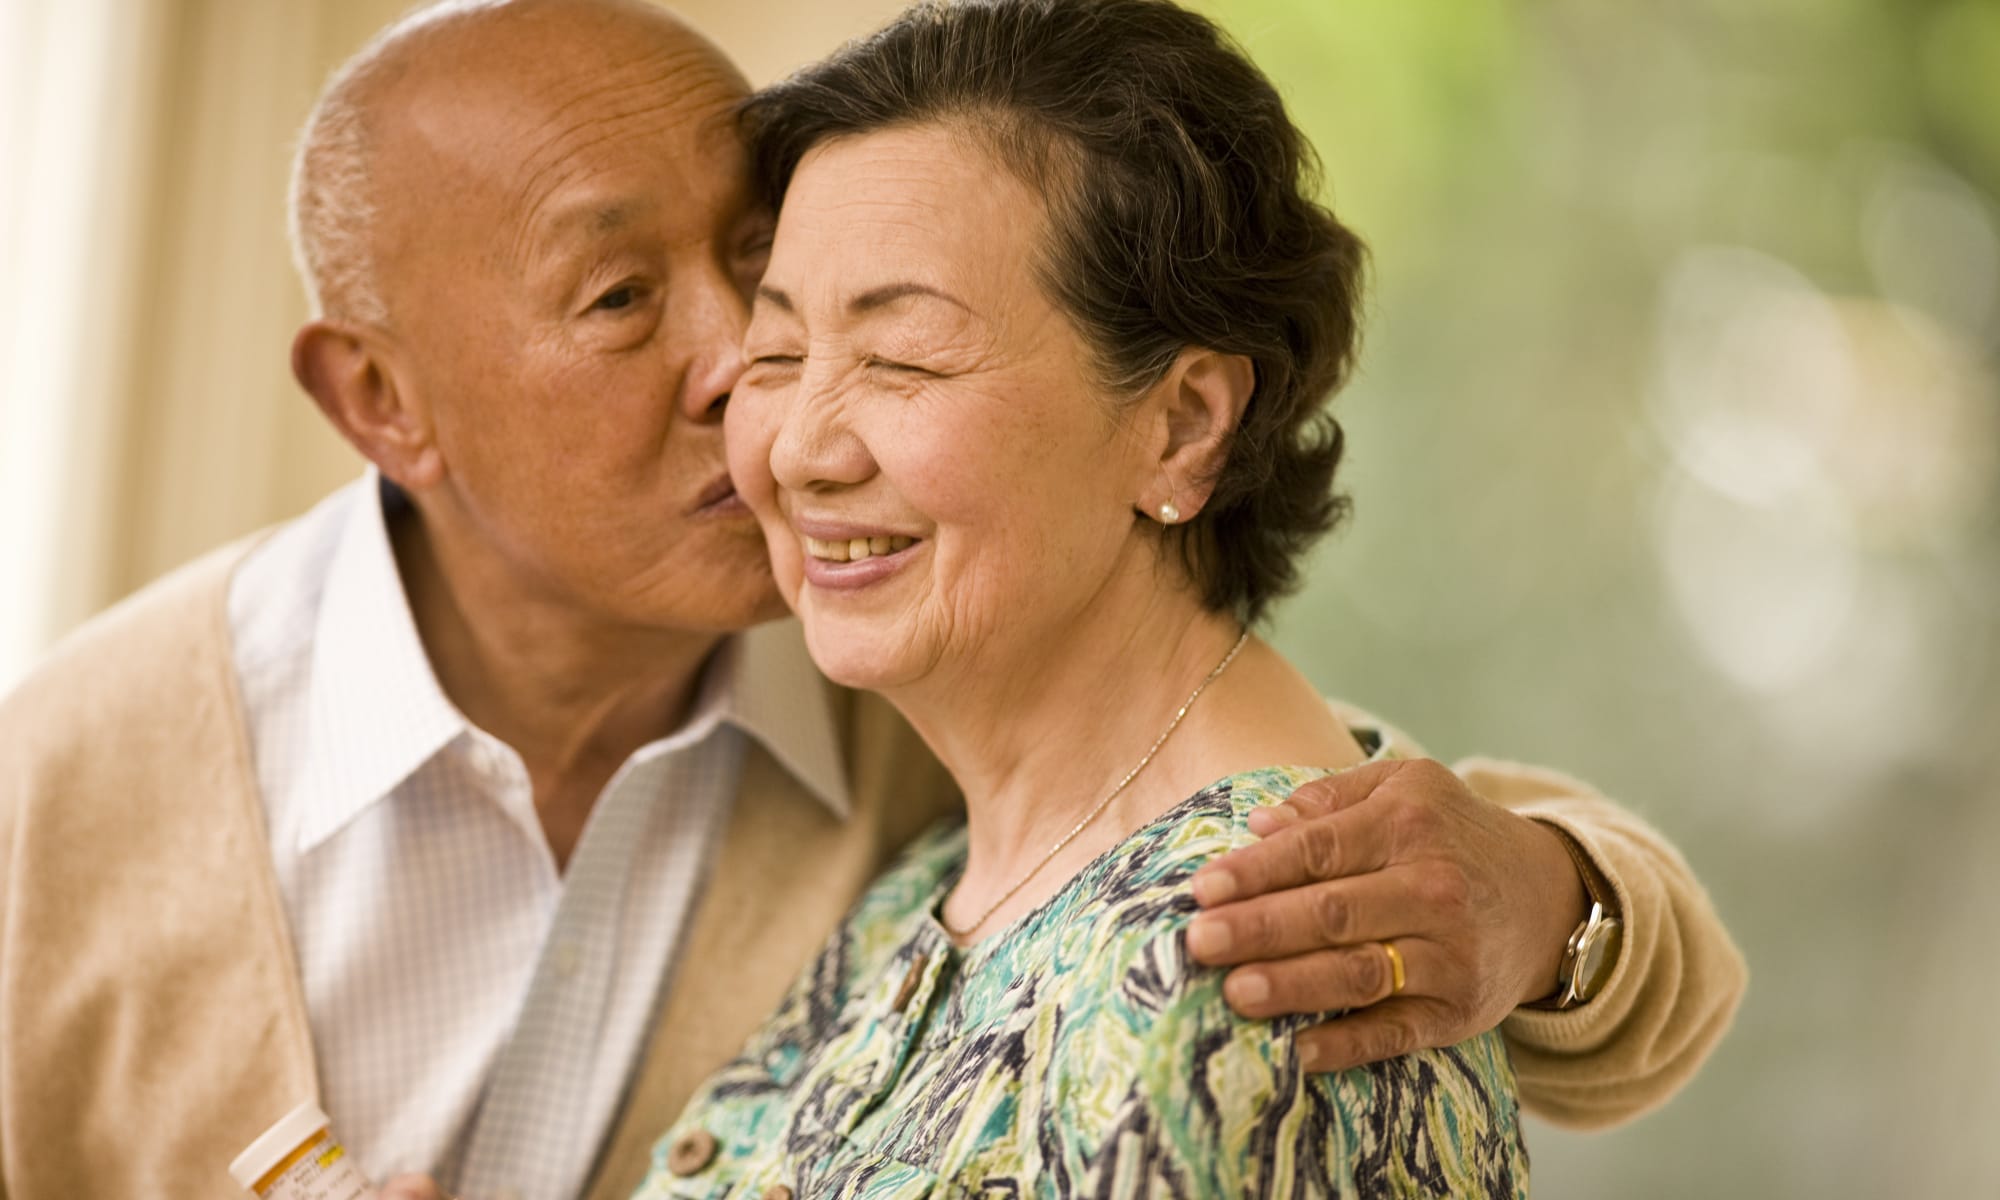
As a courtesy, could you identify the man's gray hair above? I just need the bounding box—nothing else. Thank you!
[286,0,510,323]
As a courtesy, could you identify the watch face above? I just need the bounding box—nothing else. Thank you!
[1575,919,1624,999]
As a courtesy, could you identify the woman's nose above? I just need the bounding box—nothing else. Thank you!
[769,363,876,493]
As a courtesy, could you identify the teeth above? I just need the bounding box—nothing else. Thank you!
[803,534,916,563]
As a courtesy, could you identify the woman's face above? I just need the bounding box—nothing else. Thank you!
[726,124,1160,693]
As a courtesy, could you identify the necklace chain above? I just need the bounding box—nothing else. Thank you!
[943,629,1251,939]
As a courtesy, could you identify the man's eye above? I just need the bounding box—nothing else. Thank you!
[591,285,642,312]
[737,216,776,259]
[749,354,802,366]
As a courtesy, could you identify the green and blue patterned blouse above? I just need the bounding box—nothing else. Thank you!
[635,760,1528,1199]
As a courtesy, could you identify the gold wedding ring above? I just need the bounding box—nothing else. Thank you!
[1382,940,1406,996]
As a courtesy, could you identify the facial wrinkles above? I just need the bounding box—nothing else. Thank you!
[758,129,1154,692]
[784,338,1126,685]
[501,41,746,277]
[766,250,1010,385]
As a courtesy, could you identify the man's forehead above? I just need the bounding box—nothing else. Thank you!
[405,39,741,140]
[389,53,745,215]
[380,0,748,155]
[407,0,737,82]
[519,106,754,230]
[356,1,756,273]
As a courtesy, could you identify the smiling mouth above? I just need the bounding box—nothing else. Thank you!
[804,535,917,563]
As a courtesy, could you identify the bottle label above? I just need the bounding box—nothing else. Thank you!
[252,1130,371,1200]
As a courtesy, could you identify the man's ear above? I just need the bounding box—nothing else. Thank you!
[291,320,443,489]
[1142,347,1255,520]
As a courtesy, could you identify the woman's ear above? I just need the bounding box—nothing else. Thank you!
[1143,346,1255,521]
[291,320,444,490]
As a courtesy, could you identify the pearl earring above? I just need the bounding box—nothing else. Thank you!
[1158,501,1181,524]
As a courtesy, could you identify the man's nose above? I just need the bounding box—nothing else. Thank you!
[677,272,750,424]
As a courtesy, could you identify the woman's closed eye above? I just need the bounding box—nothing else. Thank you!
[863,355,937,376]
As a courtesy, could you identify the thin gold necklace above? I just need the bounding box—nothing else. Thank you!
[942,629,1251,939]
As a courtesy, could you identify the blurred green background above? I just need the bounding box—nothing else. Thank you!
[1218,0,2000,1194]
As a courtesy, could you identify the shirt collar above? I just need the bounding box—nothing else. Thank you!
[295,471,852,852]
[296,473,469,852]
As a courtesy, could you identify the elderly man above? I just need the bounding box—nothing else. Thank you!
[0,2,1744,1198]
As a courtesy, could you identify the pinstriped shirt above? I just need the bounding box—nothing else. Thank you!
[228,473,849,1200]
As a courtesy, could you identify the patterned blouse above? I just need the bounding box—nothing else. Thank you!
[635,761,1528,1199]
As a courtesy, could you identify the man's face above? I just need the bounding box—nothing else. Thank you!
[373,10,780,635]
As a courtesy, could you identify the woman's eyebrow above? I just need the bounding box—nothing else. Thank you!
[849,282,974,316]
[753,282,976,317]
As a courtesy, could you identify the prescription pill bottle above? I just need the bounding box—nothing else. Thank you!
[229,1100,371,1200]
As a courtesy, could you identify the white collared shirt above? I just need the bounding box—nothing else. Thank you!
[229,473,848,1200]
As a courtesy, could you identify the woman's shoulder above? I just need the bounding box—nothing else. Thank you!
[988,764,1355,989]
[1084,761,1374,904]
[1007,763,1526,1197]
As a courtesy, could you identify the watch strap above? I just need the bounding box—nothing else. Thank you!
[1524,821,1622,1011]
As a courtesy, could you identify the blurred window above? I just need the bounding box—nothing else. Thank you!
[0,0,156,691]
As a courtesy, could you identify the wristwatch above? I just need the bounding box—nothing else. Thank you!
[1527,824,1623,1011]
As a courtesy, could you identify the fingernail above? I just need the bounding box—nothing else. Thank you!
[1253,806,1300,833]
[1227,971,1270,1008]
[1187,916,1232,959]
[1299,1039,1323,1069]
[1192,868,1238,906]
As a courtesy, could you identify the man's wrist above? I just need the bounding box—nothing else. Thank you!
[1523,819,1623,1010]
[1520,817,1593,1005]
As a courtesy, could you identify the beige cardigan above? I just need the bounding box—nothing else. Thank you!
[0,543,1743,1200]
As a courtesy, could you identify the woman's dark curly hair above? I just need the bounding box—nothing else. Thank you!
[740,0,1366,623]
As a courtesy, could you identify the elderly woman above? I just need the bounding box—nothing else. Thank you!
[638,0,1524,1195]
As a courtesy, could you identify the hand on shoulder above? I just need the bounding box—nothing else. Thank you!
[1185,757,1588,1070]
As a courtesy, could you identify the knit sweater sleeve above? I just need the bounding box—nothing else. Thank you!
[1462,757,1748,1129]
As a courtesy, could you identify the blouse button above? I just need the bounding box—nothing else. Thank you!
[761,1187,795,1200]
[666,1129,719,1176]
[892,951,930,1011]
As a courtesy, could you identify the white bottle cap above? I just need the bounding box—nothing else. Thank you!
[229,1100,332,1190]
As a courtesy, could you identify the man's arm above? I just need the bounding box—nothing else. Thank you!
[1187,749,1746,1130]
[1461,756,1747,1129]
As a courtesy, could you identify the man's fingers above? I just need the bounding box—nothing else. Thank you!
[1295,997,1456,1073]
[1243,759,1405,836]
[1189,867,1422,965]
[1192,803,1396,908]
[1290,758,1406,816]
[1215,935,1441,1020]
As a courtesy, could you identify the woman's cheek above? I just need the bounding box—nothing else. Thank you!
[771,540,805,608]
[724,388,781,512]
